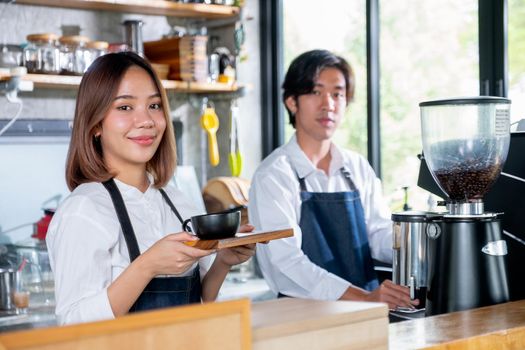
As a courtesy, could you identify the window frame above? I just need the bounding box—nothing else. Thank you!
[260,0,508,178]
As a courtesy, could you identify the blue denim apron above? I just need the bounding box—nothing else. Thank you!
[103,179,201,313]
[298,167,379,291]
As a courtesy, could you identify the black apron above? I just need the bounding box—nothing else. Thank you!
[103,179,201,313]
[296,167,378,291]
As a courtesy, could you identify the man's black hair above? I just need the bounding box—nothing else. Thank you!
[282,49,355,128]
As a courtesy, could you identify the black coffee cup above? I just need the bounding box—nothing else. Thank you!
[182,210,241,240]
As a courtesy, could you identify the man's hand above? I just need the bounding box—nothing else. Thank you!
[340,279,418,310]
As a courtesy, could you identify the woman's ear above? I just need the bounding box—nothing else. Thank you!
[93,125,102,138]
[285,96,298,115]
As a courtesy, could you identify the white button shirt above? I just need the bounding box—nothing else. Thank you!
[248,135,392,300]
[46,178,214,325]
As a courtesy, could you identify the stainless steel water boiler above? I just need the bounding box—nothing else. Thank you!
[392,211,440,308]
[0,267,16,310]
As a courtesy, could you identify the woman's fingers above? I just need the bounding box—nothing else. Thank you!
[230,244,256,256]
[166,232,198,242]
[230,248,255,259]
[236,243,256,250]
[161,233,215,258]
[238,224,255,233]
[177,243,215,258]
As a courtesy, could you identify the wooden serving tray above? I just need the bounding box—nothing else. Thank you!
[185,228,293,250]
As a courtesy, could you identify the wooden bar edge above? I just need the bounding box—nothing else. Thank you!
[0,299,251,349]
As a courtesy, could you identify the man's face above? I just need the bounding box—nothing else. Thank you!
[287,67,347,143]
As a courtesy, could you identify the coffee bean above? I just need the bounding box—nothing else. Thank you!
[434,161,502,201]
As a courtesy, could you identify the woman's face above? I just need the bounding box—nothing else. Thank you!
[98,66,166,173]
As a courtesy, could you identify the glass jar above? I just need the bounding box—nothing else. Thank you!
[12,238,54,307]
[107,42,130,53]
[23,33,60,74]
[84,41,108,72]
[58,35,90,75]
[0,44,23,68]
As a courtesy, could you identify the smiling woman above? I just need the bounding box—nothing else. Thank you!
[97,66,167,191]
[46,52,256,326]
[65,52,176,191]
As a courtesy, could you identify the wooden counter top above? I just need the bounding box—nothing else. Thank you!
[0,297,390,349]
[252,298,389,350]
[0,299,251,350]
[390,300,525,349]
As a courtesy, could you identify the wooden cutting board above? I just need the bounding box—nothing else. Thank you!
[184,228,293,250]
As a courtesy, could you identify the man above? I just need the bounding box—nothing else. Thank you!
[249,50,416,309]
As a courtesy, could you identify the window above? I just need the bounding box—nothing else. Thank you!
[280,1,487,211]
[283,0,368,156]
[508,0,525,128]
[379,0,479,210]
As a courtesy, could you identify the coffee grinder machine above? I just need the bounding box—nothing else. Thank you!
[420,97,511,316]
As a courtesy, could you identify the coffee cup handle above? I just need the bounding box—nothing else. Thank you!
[182,219,193,233]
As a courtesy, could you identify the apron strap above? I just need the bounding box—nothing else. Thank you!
[103,179,141,262]
[287,156,308,192]
[159,189,184,225]
[103,180,185,262]
[294,166,358,193]
[340,167,357,191]
[297,177,308,192]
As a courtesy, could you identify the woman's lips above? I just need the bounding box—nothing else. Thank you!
[129,135,155,145]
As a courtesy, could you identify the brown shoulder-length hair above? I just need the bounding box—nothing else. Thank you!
[66,52,176,191]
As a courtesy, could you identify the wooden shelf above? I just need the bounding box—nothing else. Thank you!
[21,73,82,89]
[20,73,240,93]
[162,79,241,93]
[15,0,240,19]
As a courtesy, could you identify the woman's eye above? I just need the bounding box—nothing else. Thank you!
[117,105,132,111]
[150,103,162,110]
[333,92,344,99]
[312,90,321,96]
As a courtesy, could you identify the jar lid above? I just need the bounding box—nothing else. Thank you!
[86,41,109,50]
[26,33,58,42]
[0,44,23,52]
[391,210,442,222]
[419,96,511,107]
[59,35,90,45]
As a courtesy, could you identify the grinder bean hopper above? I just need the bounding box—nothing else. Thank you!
[420,96,511,316]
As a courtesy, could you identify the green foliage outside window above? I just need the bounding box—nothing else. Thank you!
[283,0,525,211]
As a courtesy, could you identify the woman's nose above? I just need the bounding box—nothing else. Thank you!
[136,109,155,128]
